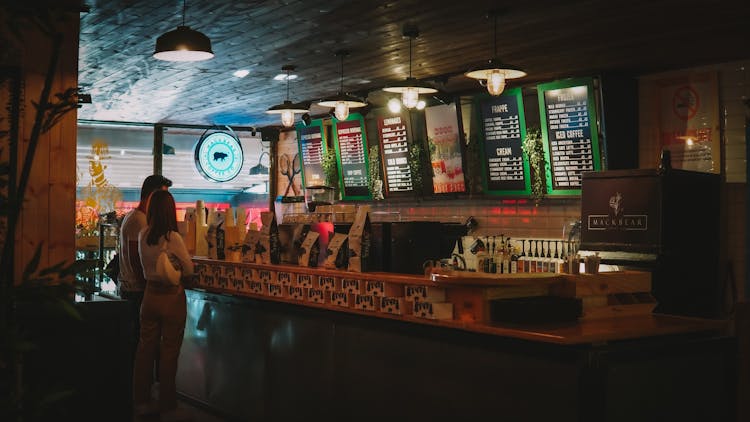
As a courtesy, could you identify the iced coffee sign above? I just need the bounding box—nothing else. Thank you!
[538,77,602,195]
[424,103,466,194]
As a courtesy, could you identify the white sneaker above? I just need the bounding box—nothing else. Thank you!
[160,407,192,422]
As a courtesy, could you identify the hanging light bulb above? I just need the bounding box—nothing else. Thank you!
[402,87,420,109]
[317,50,366,120]
[280,110,295,127]
[153,0,214,62]
[487,70,507,96]
[387,98,402,113]
[266,65,307,127]
[416,100,426,110]
[464,10,526,96]
[382,24,437,109]
[334,101,350,121]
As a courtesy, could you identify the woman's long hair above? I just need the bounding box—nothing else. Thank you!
[145,190,178,245]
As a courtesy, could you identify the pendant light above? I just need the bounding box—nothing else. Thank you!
[317,50,366,121]
[464,10,526,95]
[382,24,437,109]
[266,65,308,128]
[153,0,214,62]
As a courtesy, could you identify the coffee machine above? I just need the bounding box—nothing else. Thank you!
[578,168,722,318]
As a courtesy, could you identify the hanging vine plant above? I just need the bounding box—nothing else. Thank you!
[321,147,339,190]
[368,145,384,200]
[522,127,548,204]
[408,142,424,195]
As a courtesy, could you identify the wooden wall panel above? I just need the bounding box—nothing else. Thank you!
[13,13,79,283]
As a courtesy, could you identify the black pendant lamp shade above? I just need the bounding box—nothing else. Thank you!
[382,24,436,109]
[153,0,214,62]
[266,65,308,127]
[317,50,366,121]
[464,10,525,95]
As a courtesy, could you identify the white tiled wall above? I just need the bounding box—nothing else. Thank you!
[639,60,748,301]
[721,61,749,183]
[639,60,748,182]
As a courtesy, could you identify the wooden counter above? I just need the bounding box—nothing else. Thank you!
[191,258,727,345]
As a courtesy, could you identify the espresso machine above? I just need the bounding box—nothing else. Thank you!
[578,168,723,318]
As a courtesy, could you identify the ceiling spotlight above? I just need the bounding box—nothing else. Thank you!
[266,65,307,128]
[317,50,366,121]
[464,10,526,96]
[382,23,437,109]
[153,0,214,62]
[387,98,402,113]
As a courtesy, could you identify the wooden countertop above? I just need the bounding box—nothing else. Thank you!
[192,258,729,346]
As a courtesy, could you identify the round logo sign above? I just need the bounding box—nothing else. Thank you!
[194,131,244,182]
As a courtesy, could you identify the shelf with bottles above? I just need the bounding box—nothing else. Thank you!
[451,235,580,275]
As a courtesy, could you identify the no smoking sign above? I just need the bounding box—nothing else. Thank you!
[672,85,700,121]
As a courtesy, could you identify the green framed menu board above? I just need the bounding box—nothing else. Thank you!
[376,114,414,195]
[476,88,531,196]
[538,77,602,195]
[332,113,371,200]
[296,119,327,187]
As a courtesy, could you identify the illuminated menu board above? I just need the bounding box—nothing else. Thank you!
[477,88,530,195]
[296,119,327,187]
[377,115,413,194]
[538,77,602,195]
[333,113,371,200]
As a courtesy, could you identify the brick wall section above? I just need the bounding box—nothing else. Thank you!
[370,197,581,241]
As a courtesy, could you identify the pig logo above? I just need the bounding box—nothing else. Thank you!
[213,151,228,161]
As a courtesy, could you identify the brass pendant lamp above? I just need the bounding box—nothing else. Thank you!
[317,50,366,121]
[464,10,526,95]
[382,23,436,110]
[266,65,308,128]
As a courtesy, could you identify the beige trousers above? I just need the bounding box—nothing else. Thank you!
[132,284,186,412]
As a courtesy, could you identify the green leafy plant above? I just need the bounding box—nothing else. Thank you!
[522,127,548,204]
[408,142,424,194]
[368,145,383,200]
[321,147,339,190]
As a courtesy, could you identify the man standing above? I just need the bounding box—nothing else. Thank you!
[118,174,172,356]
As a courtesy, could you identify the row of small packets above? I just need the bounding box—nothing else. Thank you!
[194,263,453,320]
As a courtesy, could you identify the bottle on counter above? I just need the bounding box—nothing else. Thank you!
[476,241,488,273]
[510,245,519,274]
[194,200,209,257]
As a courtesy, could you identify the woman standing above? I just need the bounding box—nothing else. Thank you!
[133,190,194,421]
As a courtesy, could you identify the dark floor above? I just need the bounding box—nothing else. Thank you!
[133,397,228,422]
[132,388,230,422]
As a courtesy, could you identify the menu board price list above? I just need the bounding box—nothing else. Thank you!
[480,96,526,192]
[335,118,370,198]
[298,125,325,186]
[378,116,413,193]
[543,86,596,189]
